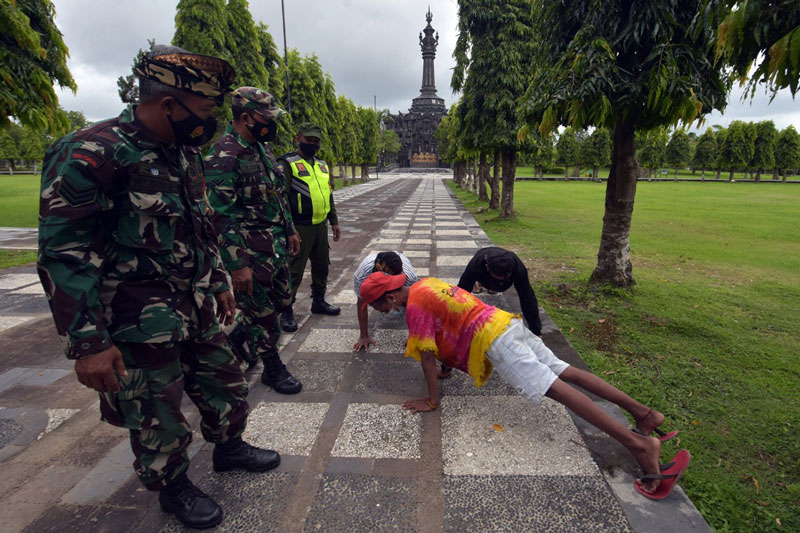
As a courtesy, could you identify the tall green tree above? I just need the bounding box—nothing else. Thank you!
[774,125,800,181]
[0,124,20,173]
[225,0,269,88]
[522,1,731,287]
[580,128,611,181]
[453,0,537,218]
[255,22,282,94]
[336,96,358,183]
[357,106,378,179]
[692,129,718,180]
[714,0,800,98]
[713,127,727,179]
[378,129,401,166]
[720,120,754,180]
[751,120,778,181]
[636,127,669,179]
[1,0,76,133]
[172,0,228,58]
[666,129,693,179]
[555,127,580,180]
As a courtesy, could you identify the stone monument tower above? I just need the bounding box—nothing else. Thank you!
[389,8,447,168]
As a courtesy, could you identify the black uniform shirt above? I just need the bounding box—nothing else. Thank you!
[457,247,542,335]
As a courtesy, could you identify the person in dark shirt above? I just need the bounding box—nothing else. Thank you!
[457,247,542,336]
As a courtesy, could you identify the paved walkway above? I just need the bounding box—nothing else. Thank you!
[0,173,710,532]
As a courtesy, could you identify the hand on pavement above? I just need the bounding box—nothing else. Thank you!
[353,336,376,352]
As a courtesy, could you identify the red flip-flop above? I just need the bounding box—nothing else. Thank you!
[634,449,691,500]
[633,427,679,443]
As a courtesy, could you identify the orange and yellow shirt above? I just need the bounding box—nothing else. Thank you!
[405,278,516,387]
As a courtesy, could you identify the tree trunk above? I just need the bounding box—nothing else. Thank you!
[674,168,678,181]
[782,169,787,182]
[490,148,500,209]
[754,169,761,182]
[499,147,516,218]
[773,168,779,180]
[716,169,721,180]
[729,169,734,181]
[701,168,705,180]
[338,163,346,184]
[589,118,638,288]
[592,165,599,181]
[478,151,489,201]
[564,166,569,180]
[361,163,368,180]
[351,164,357,181]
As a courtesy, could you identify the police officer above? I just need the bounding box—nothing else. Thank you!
[205,86,303,394]
[37,46,279,530]
[277,123,341,331]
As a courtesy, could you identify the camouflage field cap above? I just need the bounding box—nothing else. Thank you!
[231,87,286,121]
[296,122,322,139]
[136,52,235,100]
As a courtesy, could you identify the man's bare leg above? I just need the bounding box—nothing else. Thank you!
[545,378,662,492]
[558,366,665,434]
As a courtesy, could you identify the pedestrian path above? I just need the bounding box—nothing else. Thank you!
[0,172,710,532]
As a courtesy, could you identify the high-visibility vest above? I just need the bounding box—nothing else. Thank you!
[282,153,331,225]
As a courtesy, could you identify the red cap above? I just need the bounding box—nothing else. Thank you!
[360,272,406,309]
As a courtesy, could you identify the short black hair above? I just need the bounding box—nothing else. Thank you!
[373,251,403,275]
[231,105,249,123]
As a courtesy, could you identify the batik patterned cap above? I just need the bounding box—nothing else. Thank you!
[230,86,286,120]
[136,52,235,99]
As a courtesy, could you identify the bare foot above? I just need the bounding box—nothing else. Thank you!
[635,408,666,436]
[632,435,662,493]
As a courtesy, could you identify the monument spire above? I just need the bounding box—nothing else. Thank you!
[418,6,440,97]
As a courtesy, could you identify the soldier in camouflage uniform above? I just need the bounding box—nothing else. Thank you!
[37,46,280,530]
[205,87,303,394]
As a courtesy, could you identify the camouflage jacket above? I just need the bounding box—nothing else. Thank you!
[37,106,232,359]
[204,123,296,271]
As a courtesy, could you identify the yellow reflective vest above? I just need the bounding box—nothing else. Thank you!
[280,153,334,226]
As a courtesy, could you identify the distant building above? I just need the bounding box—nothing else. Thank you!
[388,8,447,168]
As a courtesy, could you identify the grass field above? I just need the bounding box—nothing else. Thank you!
[450,180,799,532]
[515,165,800,181]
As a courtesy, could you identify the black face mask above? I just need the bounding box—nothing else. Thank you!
[248,117,277,143]
[299,142,320,158]
[169,99,217,146]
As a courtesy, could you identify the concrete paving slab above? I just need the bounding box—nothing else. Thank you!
[304,473,417,532]
[0,273,39,289]
[298,328,407,353]
[242,401,328,455]
[285,359,349,393]
[0,316,37,332]
[437,255,478,266]
[60,439,134,505]
[441,396,597,476]
[332,403,421,459]
[329,288,358,305]
[435,230,472,236]
[353,359,427,397]
[444,475,631,533]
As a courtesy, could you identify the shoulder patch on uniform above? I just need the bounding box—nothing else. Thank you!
[58,179,98,207]
[281,153,301,163]
[318,161,328,173]
[70,149,104,169]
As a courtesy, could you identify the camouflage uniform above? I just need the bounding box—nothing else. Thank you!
[205,116,296,364]
[37,105,248,490]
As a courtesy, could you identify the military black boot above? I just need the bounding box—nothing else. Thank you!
[279,307,298,332]
[212,437,281,473]
[227,324,257,369]
[310,293,340,315]
[159,473,223,529]
[261,351,302,394]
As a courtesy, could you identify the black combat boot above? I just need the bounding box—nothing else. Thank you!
[310,292,340,315]
[212,437,281,473]
[260,351,302,394]
[227,324,257,369]
[279,307,298,332]
[159,473,223,529]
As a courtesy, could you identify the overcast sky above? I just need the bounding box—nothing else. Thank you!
[52,0,798,133]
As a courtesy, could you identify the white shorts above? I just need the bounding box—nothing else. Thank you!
[486,319,569,404]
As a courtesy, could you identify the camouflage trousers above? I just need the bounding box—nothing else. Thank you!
[236,232,292,359]
[99,336,249,490]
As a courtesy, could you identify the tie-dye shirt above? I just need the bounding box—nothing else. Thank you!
[405,278,516,387]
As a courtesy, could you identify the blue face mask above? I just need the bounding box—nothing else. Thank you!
[388,306,405,318]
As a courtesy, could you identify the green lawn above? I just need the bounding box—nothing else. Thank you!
[0,174,40,228]
[450,180,800,532]
[515,165,800,181]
